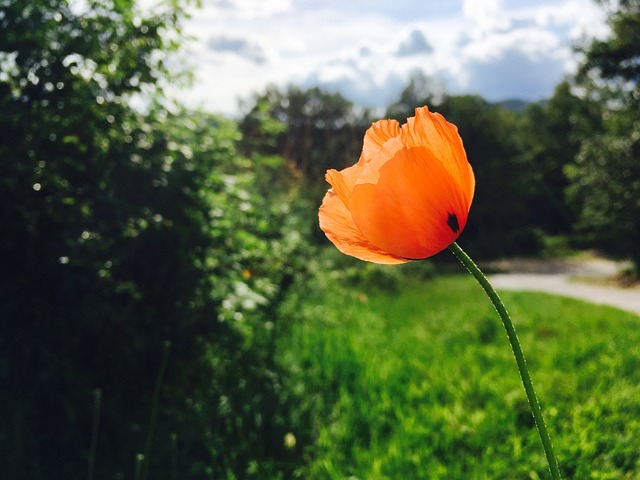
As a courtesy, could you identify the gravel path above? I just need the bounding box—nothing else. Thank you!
[484,258,640,317]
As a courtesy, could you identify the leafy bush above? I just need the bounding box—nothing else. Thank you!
[0,0,312,477]
[566,133,640,271]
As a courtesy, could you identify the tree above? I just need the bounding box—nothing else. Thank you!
[566,135,640,267]
[239,85,370,183]
[0,1,308,478]
[518,81,603,234]
[580,0,640,102]
[567,0,640,271]
[239,85,373,244]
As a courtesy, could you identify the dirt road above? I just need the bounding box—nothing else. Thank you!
[484,258,640,317]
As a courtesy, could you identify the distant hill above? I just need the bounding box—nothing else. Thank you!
[492,99,535,113]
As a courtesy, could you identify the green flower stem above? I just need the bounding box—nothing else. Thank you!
[448,242,561,480]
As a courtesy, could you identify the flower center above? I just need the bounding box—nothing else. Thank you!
[446,213,459,233]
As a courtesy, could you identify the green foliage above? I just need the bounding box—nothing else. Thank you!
[280,273,640,479]
[239,85,370,183]
[4,0,640,477]
[238,85,376,245]
[580,0,640,102]
[567,0,640,271]
[309,248,439,296]
[0,1,311,478]
[0,0,188,105]
[518,81,604,234]
[566,134,640,269]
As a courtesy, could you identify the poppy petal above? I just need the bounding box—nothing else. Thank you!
[319,190,408,264]
[324,161,366,211]
[361,119,401,163]
[350,145,471,259]
[403,107,475,206]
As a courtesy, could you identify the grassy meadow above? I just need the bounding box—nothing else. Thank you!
[279,254,640,479]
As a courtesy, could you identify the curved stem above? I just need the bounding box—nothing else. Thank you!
[448,242,561,480]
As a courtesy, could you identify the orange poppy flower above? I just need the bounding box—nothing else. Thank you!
[319,106,475,264]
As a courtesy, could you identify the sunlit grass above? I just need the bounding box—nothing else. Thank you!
[280,271,640,479]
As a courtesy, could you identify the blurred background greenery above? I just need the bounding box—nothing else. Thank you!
[1,0,638,478]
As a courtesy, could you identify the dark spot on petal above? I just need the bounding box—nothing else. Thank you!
[447,213,459,233]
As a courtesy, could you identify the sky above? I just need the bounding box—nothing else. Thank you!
[173,0,610,117]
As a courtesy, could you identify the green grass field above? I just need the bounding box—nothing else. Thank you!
[280,268,640,479]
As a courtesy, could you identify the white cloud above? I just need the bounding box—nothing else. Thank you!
[462,27,564,63]
[513,0,608,38]
[170,0,609,116]
[462,0,511,36]
[202,0,292,19]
